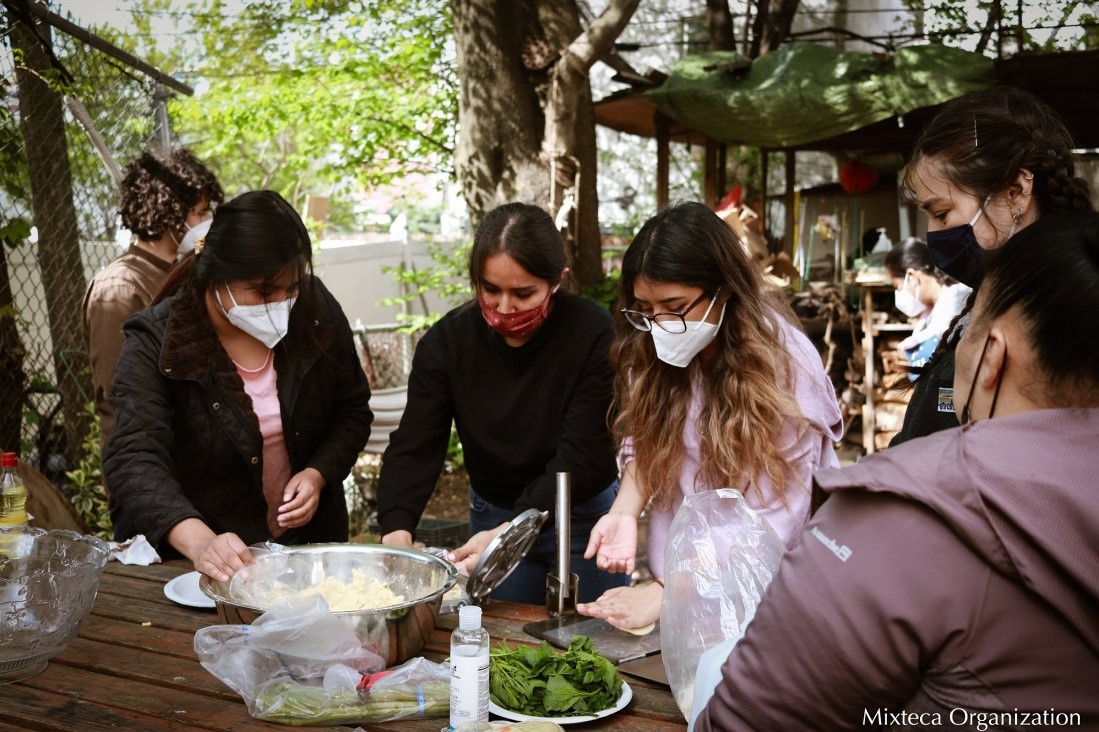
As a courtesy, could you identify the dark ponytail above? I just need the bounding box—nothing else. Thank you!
[979,211,1099,403]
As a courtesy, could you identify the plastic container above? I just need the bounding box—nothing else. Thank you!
[0,452,27,527]
[449,605,489,729]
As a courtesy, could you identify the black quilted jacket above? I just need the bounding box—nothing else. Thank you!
[103,275,372,552]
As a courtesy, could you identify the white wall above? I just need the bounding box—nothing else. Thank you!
[313,238,461,327]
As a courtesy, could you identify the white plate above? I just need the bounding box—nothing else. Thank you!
[164,571,216,609]
[489,681,632,725]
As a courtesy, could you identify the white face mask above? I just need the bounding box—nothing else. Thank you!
[893,272,925,318]
[650,295,725,368]
[179,218,212,256]
[216,285,296,349]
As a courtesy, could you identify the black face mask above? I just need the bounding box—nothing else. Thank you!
[926,205,987,288]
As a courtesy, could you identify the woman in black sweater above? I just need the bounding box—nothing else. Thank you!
[377,203,624,603]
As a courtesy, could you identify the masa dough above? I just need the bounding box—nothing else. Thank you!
[623,622,656,636]
[279,568,405,611]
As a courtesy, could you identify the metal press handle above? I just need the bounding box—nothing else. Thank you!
[555,472,571,599]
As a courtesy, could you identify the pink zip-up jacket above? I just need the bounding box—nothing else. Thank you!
[696,408,1099,730]
[623,315,843,577]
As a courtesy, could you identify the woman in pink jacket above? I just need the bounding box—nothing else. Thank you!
[578,201,843,631]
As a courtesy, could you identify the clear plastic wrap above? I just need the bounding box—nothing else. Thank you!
[194,596,449,725]
[659,488,786,718]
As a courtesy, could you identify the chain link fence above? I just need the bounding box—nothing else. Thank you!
[1,4,174,482]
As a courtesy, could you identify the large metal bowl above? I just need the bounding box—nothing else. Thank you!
[0,527,110,684]
[199,543,457,667]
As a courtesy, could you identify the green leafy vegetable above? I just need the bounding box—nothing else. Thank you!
[489,636,623,717]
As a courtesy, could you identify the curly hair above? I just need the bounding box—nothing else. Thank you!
[902,86,1093,216]
[612,202,805,510]
[118,147,224,240]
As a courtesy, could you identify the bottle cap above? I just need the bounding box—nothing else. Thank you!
[0,452,16,468]
[458,604,482,630]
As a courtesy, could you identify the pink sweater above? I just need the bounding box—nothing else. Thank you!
[623,316,843,578]
[235,352,292,537]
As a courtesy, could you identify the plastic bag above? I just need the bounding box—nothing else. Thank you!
[194,595,449,725]
[659,488,785,719]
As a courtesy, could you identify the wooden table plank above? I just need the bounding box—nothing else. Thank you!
[0,560,687,730]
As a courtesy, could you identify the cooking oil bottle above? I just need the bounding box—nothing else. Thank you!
[449,605,489,729]
[0,452,28,527]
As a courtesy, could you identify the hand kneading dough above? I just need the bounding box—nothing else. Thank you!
[623,622,656,636]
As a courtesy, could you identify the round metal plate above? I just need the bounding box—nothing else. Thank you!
[465,508,547,601]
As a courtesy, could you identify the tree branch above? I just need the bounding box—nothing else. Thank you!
[564,0,641,74]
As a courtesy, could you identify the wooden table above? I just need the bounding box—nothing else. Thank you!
[0,560,687,730]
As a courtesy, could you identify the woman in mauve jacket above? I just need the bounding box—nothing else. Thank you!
[694,213,1099,730]
[105,190,372,582]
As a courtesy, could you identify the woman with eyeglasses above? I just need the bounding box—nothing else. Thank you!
[576,201,843,631]
[376,202,626,604]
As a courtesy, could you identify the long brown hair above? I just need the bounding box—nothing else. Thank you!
[613,202,805,509]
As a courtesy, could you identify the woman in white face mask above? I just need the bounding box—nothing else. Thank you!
[576,201,844,632]
[103,190,373,583]
[883,237,971,379]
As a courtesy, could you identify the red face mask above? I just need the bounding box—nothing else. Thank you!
[478,286,556,339]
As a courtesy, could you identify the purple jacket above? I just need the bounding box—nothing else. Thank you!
[697,408,1099,731]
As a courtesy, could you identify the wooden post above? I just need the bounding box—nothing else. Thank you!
[656,112,670,210]
[760,149,769,236]
[784,149,796,256]
[703,138,718,207]
[717,143,727,202]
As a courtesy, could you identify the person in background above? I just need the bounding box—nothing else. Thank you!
[376,202,625,604]
[577,202,842,631]
[104,191,372,582]
[884,237,971,377]
[890,85,1093,445]
[83,147,223,452]
[695,211,1099,730]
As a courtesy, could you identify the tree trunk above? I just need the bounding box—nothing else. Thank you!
[451,0,639,290]
[452,0,547,232]
[0,240,26,454]
[705,0,737,51]
[9,13,92,469]
[760,0,800,55]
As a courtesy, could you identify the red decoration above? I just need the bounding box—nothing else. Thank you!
[838,158,879,195]
[715,183,744,212]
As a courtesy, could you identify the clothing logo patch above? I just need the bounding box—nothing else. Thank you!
[937,387,955,413]
[810,525,852,562]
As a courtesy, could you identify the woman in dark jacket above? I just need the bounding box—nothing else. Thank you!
[104,190,372,581]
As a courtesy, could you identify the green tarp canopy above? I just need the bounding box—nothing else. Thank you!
[647,42,996,149]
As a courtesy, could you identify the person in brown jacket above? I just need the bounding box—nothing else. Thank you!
[82,148,222,453]
[694,212,1099,730]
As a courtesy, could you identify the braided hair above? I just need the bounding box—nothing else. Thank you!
[902,86,1093,216]
[900,87,1093,376]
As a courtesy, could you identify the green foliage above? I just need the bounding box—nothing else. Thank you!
[0,217,31,248]
[380,238,471,334]
[898,0,1096,54]
[163,0,456,218]
[489,636,623,717]
[579,268,621,314]
[64,403,112,540]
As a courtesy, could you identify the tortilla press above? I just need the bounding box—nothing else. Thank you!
[522,472,662,664]
[437,506,547,612]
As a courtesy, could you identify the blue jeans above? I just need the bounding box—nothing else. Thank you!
[469,481,629,605]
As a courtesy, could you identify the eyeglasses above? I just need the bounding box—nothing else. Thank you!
[621,291,711,334]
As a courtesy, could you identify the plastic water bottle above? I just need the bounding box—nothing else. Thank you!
[449,605,489,729]
[0,452,27,527]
